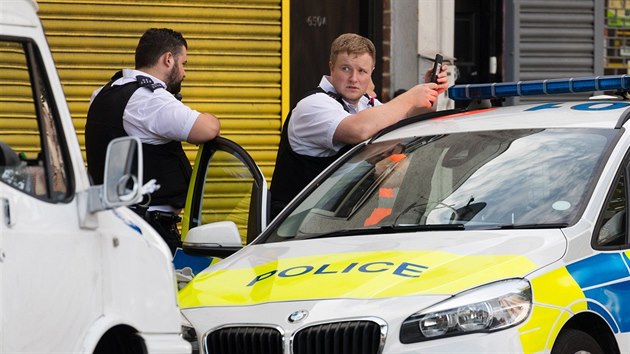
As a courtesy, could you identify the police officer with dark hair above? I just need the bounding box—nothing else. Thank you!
[85,28,220,254]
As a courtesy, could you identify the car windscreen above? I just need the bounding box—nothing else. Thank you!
[263,128,616,243]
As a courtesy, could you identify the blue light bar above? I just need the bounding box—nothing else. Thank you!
[447,75,630,101]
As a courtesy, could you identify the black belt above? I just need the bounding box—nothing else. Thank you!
[146,210,181,224]
[129,205,181,224]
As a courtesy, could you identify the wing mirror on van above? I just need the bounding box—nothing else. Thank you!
[86,136,143,213]
[182,221,243,258]
[103,137,142,206]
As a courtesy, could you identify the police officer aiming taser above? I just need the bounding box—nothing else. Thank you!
[270,33,448,218]
[85,28,220,254]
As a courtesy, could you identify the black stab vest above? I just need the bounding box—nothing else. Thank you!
[270,88,354,212]
[85,72,192,208]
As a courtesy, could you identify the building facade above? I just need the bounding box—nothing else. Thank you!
[24,0,622,223]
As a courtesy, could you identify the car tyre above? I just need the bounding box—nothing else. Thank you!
[551,328,604,354]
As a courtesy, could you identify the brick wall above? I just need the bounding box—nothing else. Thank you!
[382,0,392,102]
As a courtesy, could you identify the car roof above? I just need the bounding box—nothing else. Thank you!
[375,74,630,143]
[378,100,630,142]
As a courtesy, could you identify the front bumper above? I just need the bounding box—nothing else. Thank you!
[181,296,531,354]
[139,332,191,354]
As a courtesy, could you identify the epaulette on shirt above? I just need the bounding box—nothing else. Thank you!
[302,87,351,113]
[136,75,165,92]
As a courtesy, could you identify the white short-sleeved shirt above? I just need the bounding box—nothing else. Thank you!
[90,69,200,145]
[288,75,381,157]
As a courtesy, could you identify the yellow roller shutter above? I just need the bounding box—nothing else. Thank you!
[36,0,283,182]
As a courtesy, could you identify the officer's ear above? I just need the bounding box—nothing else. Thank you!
[162,51,174,68]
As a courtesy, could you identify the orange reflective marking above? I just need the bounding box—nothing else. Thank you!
[364,207,392,226]
[387,153,407,163]
[434,107,497,120]
[379,188,395,198]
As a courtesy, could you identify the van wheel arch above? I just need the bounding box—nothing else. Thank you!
[551,312,619,354]
[93,325,146,354]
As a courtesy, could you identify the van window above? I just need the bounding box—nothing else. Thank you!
[0,39,71,201]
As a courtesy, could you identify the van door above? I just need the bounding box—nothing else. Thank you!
[182,137,267,246]
[0,37,101,352]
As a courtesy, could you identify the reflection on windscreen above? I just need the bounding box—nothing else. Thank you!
[267,128,614,242]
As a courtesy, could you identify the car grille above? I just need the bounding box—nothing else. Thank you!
[205,326,283,354]
[292,320,383,354]
[204,320,384,354]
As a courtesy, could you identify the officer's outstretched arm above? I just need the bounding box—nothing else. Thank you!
[334,83,438,145]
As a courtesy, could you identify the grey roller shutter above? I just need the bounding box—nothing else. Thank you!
[505,0,604,104]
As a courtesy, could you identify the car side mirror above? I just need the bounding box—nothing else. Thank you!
[182,221,243,258]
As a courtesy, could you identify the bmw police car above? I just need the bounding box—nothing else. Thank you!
[177,75,630,354]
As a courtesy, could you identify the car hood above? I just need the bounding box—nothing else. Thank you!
[179,229,566,308]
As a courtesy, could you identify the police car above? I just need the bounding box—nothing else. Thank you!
[177,75,630,354]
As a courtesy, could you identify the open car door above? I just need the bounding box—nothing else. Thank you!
[182,137,268,247]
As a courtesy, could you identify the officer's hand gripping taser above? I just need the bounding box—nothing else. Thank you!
[430,54,443,84]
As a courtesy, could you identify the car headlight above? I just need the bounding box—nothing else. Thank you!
[400,279,532,343]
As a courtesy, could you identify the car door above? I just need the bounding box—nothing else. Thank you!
[0,37,102,352]
[182,137,267,246]
[591,146,630,354]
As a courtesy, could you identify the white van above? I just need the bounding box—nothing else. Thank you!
[0,1,190,353]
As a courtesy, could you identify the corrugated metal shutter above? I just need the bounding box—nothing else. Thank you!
[505,0,604,104]
[36,0,283,179]
[0,44,39,158]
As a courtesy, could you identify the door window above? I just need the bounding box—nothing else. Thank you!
[0,39,71,201]
[596,173,627,248]
[185,137,266,244]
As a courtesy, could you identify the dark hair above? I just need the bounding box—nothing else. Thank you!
[135,28,188,69]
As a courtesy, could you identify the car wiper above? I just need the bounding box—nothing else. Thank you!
[380,224,466,232]
[299,223,466,240]
[496,223,569,229]
[299,228,376,240]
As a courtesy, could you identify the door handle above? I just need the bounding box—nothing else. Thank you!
[2,197,12,227]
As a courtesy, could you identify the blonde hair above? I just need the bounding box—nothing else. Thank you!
[329,33,376,65]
